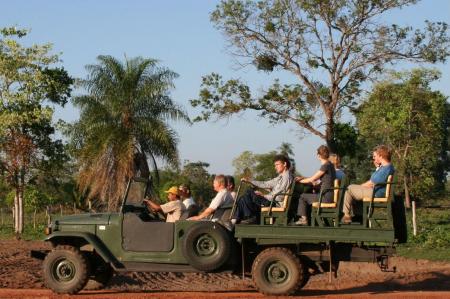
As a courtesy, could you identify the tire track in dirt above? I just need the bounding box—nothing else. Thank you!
[1,239,449,294]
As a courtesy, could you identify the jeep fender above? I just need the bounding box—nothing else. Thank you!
[45,231,118,266]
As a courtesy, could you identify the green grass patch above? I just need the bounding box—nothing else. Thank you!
[0,224,46,240]
[397,207,450,262]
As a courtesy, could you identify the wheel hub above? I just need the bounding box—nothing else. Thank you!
[53,258,76,282]
[196,234,217,256]
[266,262,289,284]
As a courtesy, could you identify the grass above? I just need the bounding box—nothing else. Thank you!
[0,212,48,240]
[396,207,450,262]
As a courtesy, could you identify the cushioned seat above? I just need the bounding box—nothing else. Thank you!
[260,180,298,226]
[312,202,337,208]
[312,179,340,208]
[362,175,393,203]
[261,193,289,212]
[311,179,344,227]
[362,197,388,202]
[363,175,394,228]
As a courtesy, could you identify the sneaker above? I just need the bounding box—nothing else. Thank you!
[341,215,352,224]
[295,218,308,226]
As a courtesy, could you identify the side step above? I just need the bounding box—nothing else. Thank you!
[117,262,200,273]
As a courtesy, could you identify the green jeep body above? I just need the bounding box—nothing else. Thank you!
[34,177,406,296]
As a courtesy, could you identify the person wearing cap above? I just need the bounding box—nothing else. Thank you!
[143,186,185,223]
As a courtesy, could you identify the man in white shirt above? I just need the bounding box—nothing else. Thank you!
[179,184,196,209]
[188,174,233,221]
[143,186,184,223]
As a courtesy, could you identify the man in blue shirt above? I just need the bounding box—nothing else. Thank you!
[342,145,395,224]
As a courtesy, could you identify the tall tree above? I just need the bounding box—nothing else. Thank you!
[68,55,189,210]
[232,144,295,180]
[191,0,449,151]
[356,69,448,206]
[0,27,72,234]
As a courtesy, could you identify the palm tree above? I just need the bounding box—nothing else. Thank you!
[69,55,190,210]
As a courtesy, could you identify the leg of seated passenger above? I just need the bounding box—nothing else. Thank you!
[295,193,318,225]
[343,184,373,223]
[234,189,259,221]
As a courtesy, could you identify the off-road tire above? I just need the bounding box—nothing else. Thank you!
[182,222,231,271]
[43,245,90,294]
[252,247,304,296]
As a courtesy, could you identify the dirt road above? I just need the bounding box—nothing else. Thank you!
[0,240,449,298]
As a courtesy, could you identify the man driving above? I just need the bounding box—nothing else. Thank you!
[143,186,184,223]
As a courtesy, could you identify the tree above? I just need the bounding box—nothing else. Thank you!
[180,161,215,207]
[232,143,296,180]
[356,69,448,206]
[67,55,190,211]
[232,150,257,178]
[0,27,73,234]
[191,0,449,151]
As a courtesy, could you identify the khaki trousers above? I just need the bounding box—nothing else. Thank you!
[343,184,373,216]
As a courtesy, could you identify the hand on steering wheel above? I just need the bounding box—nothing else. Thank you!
[143,199,166,221]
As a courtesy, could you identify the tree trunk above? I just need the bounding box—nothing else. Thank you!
[325,117,337,153]
[404,176,411,208]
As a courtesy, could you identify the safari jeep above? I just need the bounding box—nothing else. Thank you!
[33,177,406,296]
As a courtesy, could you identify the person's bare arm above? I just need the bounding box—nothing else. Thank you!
[361,180,374,188]
[188,207,215,220]
[143,199,162,212]
[297,170,325,184]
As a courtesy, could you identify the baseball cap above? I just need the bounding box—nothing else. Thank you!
[164,186,179,196]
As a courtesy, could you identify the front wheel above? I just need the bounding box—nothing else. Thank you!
[182,222,231,271]
[43,245,90,294]
[252,247,304,296]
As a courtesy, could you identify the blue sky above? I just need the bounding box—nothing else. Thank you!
[1,0,449,176]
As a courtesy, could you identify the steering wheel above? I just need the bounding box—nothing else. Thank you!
[142,199,166,221]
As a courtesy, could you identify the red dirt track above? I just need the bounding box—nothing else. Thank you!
[0,240,449,298]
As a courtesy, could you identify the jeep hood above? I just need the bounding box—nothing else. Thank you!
[54,213,113,225]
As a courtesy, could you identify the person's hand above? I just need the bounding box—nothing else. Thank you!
[295,176,304,183]
[188,216,199,221]
[255,190,263,196]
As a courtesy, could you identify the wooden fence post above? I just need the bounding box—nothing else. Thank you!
[46,206,50,225]
[412,200,417,236]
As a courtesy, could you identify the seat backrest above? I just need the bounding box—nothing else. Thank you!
[333,179,340,203]
[280,180,297,209]
[385,175,393,198]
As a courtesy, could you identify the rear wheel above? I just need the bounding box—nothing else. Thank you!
[252,247,304,296]
[43,245,90,294]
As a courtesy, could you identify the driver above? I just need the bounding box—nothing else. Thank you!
[143,186,184,223]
